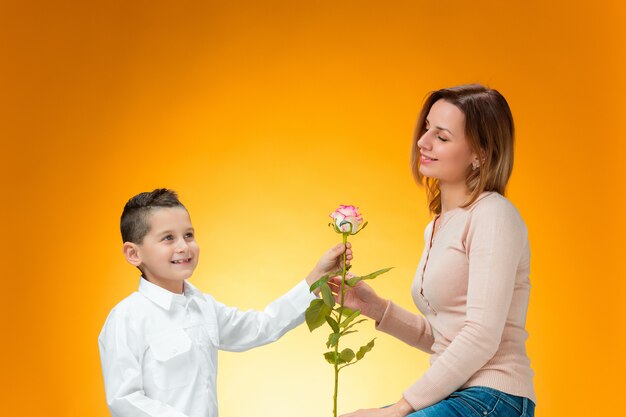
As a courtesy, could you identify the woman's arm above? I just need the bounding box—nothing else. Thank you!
[375,299,435,354]
[328,277,435,354]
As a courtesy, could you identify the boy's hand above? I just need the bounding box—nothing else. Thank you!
[306,243,353,287]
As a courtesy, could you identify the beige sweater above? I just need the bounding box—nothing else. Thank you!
[376,191,535,410]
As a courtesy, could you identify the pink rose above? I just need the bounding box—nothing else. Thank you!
[330,204,364,234]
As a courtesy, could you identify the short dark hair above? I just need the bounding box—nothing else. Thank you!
[121,188,186,244]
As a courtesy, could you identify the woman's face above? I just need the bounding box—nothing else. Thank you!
[416,99,479,184]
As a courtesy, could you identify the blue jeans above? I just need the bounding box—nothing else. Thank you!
[405,386,535,417]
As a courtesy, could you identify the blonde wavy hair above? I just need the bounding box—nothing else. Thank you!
[411,84,515,215]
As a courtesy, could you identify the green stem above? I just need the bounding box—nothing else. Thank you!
[333,362,339,417]
[333,233,348,417]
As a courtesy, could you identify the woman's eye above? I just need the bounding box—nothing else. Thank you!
[437,136,448,142]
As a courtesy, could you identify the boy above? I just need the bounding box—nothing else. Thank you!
[98,188,351,417]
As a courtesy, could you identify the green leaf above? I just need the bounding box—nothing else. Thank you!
[309,274,330,293]
[339,348,355,363]
[342,318,367,332]
[324,351,345,365]
[305,299,332,332]
[323,351,337,364]
[340,330,357,337]
[326,332,340,348]
[356,338,376,360]
[320,283,335,308]
[325,316,339,333]
[339,309,361,328]
[346,267,394,287]
[337,306,356,317]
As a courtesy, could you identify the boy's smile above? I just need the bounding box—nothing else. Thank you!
[126,207,200,293]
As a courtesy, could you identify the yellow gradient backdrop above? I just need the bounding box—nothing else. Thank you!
[1,1,624,416]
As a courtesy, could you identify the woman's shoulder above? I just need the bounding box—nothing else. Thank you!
[468,190,516,212]
[467,191,525,226]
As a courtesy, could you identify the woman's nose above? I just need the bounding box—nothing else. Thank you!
[417,132,432,150]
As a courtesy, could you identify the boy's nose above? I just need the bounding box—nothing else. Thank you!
[175,239,189,252]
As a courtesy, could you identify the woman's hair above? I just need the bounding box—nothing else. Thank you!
[411,84,515,215]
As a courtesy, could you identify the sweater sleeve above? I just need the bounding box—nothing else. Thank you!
[402,201,527,411]
[374,300,435,354]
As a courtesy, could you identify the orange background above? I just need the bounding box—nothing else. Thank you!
[1,1,624,416]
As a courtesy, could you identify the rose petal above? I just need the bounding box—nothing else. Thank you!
[337,205,359,217]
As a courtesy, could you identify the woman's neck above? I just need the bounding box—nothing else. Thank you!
[439,182,471,214]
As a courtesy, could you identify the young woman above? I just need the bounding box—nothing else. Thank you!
[332,84,536,417]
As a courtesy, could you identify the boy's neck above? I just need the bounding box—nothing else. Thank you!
[142,275,185,294]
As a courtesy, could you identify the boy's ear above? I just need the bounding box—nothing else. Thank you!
[123,242,142,267]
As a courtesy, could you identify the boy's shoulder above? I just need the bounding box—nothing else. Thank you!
[110,290,147,314]
[101,291,152,331]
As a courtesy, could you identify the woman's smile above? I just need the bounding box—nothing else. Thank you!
[420,153,438,163]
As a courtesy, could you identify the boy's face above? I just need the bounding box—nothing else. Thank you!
[125,207,199,292]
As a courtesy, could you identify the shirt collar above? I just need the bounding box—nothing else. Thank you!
[138,277,204,310]
[183,280,204,300]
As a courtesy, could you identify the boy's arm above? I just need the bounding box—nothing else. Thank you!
[98,309,190,417]
[209,279,317,352]
[211,244,349,351]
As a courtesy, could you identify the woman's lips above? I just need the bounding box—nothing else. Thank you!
[420,154,438,163]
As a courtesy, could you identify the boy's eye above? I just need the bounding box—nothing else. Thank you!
[163,235,174,241]
[185,232,194,238]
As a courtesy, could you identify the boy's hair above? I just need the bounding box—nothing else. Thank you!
[121,188,186,244]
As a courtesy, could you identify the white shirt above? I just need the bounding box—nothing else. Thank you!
[98,277,316,417]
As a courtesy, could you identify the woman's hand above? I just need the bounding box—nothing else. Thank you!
[340,398,414,417]
[328,275,387,322]
[306,243,353,288]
